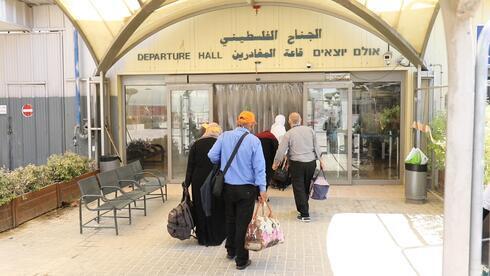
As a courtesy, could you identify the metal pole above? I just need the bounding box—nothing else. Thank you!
[74,30,81,127]
[87,78,92,160]
[470,19,490,276]
[100,72,105,156]
[416,65,422,148]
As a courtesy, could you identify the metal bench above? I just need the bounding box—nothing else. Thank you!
[97,170,148,216]
[78,176,133,235]
[118,162,167,203]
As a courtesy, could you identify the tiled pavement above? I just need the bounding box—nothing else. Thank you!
[0,184,443,276]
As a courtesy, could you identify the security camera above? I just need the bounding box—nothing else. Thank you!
[383,51,392,65]
[306,63,312,69]
[398,57,410,67]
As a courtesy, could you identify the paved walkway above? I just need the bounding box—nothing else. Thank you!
[0,184,443,276]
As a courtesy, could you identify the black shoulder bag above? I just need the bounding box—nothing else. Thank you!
[212,132,249,197]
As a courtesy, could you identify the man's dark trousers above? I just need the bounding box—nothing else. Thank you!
[289,160,316,217]
[224,184,257,266]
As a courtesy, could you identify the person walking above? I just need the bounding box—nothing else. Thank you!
[273,112,324,222]
[271,114,287,143]
[208,111,267,270]
[256,129,279,189]
[184,123,226,246]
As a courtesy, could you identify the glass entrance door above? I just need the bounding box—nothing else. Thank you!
[305,82,352,184]
[168,85,213,181]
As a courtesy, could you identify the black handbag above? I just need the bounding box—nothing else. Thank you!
[212,132,249,197]
[272,159,289,184]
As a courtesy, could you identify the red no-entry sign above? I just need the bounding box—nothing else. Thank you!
[22,104,33,118]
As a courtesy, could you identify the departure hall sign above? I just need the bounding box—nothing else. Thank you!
[136,28,381,62]
[125,6,401,73]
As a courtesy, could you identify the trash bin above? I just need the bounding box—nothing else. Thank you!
[99,155,121,172]
[405,163,428,203]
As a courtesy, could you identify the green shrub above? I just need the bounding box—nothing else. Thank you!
[46,152,92,183]
[0,168,14,206]
[427,111,447,170]
[7,165,50,197]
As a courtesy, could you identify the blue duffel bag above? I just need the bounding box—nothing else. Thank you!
[310,170,330,200]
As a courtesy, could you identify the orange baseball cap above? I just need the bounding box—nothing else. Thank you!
[238,111,256,124]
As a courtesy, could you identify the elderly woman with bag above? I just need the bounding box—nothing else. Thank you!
[184,123,226,246]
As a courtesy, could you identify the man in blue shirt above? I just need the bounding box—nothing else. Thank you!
[208,111,267,270]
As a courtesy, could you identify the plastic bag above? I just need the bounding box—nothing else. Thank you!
[405,147,429,165]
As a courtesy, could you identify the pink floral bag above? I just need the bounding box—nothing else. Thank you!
[244,202,285,251]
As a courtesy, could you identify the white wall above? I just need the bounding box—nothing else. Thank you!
[423,11,449,113]
[0,0,32,30]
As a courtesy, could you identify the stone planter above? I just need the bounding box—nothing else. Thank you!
[57,171,97,207]
[13,184,58,226]
[0,201,14,232]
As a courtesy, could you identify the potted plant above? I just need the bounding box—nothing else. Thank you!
[427,111,447,194]
[127,139,152,163]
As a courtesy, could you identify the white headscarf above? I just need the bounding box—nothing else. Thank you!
[271,115,286,143]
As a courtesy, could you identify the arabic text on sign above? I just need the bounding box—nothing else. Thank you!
[287,28,322,44]
[232,49,276,61]
[220,30,278,46]
[283,48,304,57]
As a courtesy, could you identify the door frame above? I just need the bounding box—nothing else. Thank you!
[303,81,353,185]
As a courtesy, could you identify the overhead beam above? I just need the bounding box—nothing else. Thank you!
[420,2,441,59]
[333,0,427,69]
[96,0,171,74]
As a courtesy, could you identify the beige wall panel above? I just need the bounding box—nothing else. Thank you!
[110,6,403,76]
[33,5,49,29]
[48,5,65,29]
[476,0,490,23]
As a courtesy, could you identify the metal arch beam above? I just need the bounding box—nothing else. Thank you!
[108,2,395,71]
[333,0,427,69]
[96,0,173,75]
[420,2,441,59]
[54,0,100,66]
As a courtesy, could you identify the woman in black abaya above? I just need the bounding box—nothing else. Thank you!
[184,123,226,246]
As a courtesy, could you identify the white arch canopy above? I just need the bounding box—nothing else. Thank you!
[54,0,439,74]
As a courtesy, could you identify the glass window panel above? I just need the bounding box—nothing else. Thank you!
[352,82,401,180]
[125,85,167,174]
[171,90,210,179]
[306,87,349,182]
